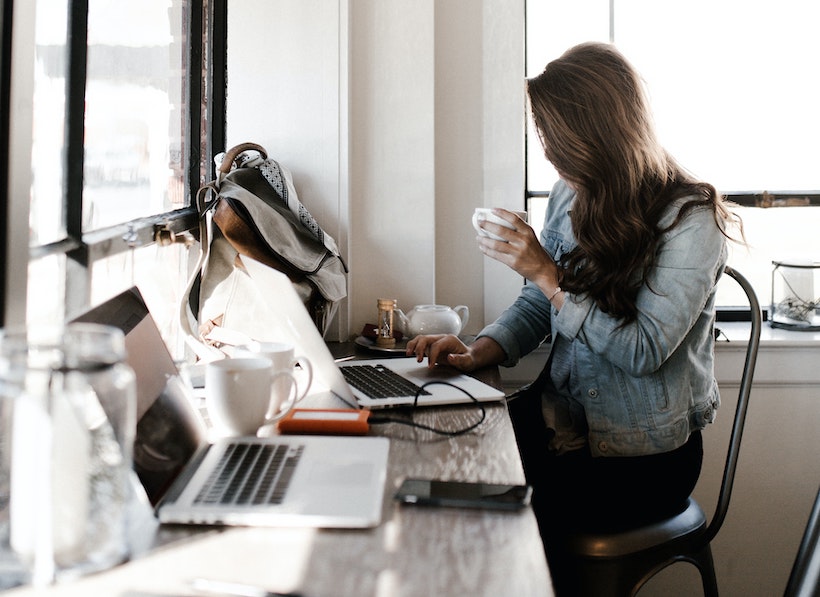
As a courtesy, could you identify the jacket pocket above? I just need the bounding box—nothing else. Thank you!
[543,230,572,263]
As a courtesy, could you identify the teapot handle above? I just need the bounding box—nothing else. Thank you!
[453,305,469,331]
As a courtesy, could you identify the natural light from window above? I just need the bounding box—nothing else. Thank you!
[27,0,189,330]
[526,0,820,309]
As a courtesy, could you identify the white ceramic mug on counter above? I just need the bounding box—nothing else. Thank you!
[234,341,314,403]
[205,357,298,436]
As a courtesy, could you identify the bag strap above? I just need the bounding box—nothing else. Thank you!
[219,142,268,174]
[179,181,225,354]
[179,201,213,341]
[179,143,271,358]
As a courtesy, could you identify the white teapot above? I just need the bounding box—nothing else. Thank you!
[395,304,469,338]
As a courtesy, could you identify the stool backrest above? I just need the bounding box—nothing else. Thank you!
[706,265,762,543]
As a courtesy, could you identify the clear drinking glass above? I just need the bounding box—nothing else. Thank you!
[0,323,136,586]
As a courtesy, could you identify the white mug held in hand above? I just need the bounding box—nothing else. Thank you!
[206,357,298,436]
[472,208,528,242]
[234,341,314,403]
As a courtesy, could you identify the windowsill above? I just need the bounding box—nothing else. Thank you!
[714,320,820,386]
[715,320,820,346]
[499,320,820,390]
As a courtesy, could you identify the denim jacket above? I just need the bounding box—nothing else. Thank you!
[479,180,727,457]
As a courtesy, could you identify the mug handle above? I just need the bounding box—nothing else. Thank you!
[264,370,299,423]
[293,355,313,402]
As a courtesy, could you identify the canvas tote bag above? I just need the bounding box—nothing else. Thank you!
[180,142,347,357]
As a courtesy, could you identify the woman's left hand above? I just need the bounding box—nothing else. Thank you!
[476,208,559,290]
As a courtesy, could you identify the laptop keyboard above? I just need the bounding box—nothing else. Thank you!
[341,364,431,399]
[194,442,304,506]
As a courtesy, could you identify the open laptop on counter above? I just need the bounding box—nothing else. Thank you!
[204,255,505,410]
[73,287,390,528]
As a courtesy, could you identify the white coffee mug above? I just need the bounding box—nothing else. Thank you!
[472,207,528,241]
[205,357,298,436]
[234,341,314,403]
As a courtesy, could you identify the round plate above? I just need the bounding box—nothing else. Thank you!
[354,335,408,355]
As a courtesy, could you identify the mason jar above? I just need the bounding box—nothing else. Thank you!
[0,323,136,586]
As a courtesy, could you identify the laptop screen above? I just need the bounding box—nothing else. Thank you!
[72,287,207,505]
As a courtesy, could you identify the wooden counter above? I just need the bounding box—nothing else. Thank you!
[4,346,552,597]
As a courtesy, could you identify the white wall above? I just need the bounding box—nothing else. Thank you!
[226,0,524,341]
[226,0,349,336]
[348,0,437,335]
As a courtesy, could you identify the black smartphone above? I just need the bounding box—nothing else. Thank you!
[394,478,532,511]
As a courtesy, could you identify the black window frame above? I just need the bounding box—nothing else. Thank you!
[0,0,13,325]
[2,0,228,326]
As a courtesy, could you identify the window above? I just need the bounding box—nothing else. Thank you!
[526,0,820,309]
[17,0,226,355]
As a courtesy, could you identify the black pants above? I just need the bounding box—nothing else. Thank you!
[508,391,703,594]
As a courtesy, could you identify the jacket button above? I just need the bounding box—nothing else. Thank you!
[588,388,599,398]
[598,441,608,452]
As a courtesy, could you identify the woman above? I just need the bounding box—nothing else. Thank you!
[406,42,740,590]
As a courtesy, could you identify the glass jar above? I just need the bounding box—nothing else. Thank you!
[0,323,136,586]
[770,260,820,331]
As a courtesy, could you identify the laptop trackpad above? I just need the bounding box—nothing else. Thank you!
[307,461,377,486]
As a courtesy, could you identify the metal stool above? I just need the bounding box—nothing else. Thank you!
[560,265,761,597]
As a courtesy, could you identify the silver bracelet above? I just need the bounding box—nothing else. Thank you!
[548,286,562,301]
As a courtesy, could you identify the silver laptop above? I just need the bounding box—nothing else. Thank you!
[73,287,390,528]
[230,256,506,410]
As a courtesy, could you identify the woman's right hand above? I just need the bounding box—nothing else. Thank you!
[406,334,506,373]
[405,334,475,371]
[476,208,560,295]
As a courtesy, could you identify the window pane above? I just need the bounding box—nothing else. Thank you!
[724,206,820,309]
[90,242,192,360]
[525,0,609,193]
[526,0,820,194]
[615,0,820,192]
[27,254,67,325]
[84,0,187,231]
[525,1,820,308]
[31,0,69,246]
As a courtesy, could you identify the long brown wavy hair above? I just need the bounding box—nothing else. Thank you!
[527,42,739,322]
